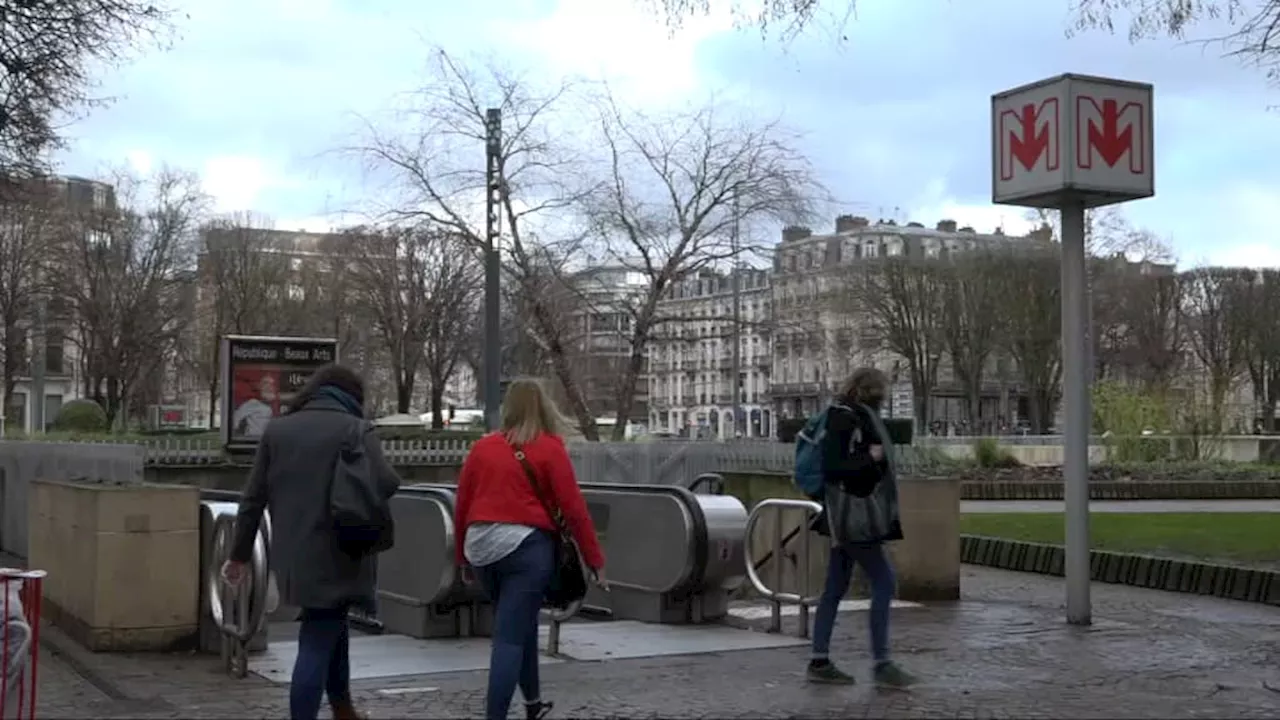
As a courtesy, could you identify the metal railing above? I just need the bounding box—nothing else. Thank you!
[743,498,823,637]
[543,597,585,657]
[205,510,271,678]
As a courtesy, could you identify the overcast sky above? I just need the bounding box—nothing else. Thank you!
[57,0,1279,267]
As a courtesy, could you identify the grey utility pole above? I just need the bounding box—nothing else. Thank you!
[729,197,742,439]
[483,108,503,432]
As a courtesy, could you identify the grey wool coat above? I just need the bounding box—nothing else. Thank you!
[230,395,402,611]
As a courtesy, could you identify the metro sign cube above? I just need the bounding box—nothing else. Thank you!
[991,73,1154,208]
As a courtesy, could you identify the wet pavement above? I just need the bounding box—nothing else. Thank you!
[963,499,1280,513]
[28,566,1280,719]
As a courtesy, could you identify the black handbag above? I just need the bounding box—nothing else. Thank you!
[329,422,395,558]
[511,443,588,610]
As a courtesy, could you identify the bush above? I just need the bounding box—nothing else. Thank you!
[50,399,109,433]
[973,437,1020,468]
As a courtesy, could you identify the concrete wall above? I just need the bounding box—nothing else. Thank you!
[931,435,1280,466]
[0,442,143,560]
[142,462,459,491]
[29,479,200,651]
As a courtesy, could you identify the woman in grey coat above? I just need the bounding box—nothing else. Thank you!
[223,365,401,720]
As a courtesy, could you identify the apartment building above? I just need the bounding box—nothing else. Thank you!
[647,268,773,439]
[561,260,650,423]
[1,175,116,433]
[770,215,1038,430]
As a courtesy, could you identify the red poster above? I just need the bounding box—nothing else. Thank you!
[230,365,282,440]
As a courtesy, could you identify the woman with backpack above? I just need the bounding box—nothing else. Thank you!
[454,378,607,720]
[803,367,916,688]
[222,364,402,720]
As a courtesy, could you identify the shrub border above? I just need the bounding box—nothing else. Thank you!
[960,535,1280,606]
[961,480,1280,500]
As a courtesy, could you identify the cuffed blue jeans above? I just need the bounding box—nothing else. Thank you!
[811,542,895,664]
[290,606,351,720]
[476,531,555,720]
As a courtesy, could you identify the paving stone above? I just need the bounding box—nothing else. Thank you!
[27,566,1280,719]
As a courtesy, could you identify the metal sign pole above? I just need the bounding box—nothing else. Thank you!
[992,73,1154,626]
[1060,198,1092,625]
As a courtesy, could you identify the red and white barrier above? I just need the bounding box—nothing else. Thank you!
[1,569,44,720]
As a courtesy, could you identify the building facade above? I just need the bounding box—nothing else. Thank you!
[648,268,773,439]
[1,175,116,433]
[561,261,650,425]
[770,215,1043,433]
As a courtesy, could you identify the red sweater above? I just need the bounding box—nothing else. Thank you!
[454,432,606,570]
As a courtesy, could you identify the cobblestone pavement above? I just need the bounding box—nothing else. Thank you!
[29,566,1280,719]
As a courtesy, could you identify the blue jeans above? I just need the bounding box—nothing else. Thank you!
[811,543,895,664]
[289,607,351,720]
[476,531,555,720]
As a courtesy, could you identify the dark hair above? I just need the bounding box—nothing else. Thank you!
[839,367,888,404]
[286,363,366,413]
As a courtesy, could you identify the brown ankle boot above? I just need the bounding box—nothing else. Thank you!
[331,700,365,720]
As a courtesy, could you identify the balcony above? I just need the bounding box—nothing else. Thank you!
[769,381,827,397]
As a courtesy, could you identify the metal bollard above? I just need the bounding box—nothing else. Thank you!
[1,569,46,720]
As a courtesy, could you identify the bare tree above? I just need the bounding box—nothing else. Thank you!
[1180,266,1252,429]
[420,233,481,427]
[583,91,822,439]
[1074,0,1280,83]
[0,180,54,419]
[1240,268,1280,429]
[641,0,852,37]
[840,256,946,432]
[1029,205,1176,263]
[1108,265,1185,389]
[344,225,433,414]
[938,250,1004,431]
[0,0,173,170]
[346,47,601,436]
[54,167,206,425]
[193,213,291,419]
[992,245,1063,434]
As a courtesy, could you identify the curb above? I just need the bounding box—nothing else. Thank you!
[960,534,1280,607]
[960,480,1280,501]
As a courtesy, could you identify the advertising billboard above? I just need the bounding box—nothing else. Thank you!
[220,335,338,448]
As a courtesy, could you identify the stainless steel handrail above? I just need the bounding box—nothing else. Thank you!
[205,508,271,678]
[542,596,584,657]
[743,498,823,637]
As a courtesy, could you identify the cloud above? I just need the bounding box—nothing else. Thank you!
[49,0,1278,269]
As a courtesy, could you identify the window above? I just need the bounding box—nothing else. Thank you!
[45,328,65,375]
[7,392,26,432]
[44,394,63,432]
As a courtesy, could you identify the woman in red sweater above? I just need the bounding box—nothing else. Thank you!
[454,378,606,720]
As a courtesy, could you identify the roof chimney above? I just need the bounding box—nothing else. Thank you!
[906,221,924,228]
[782,225,812,243]
[959,226,975,233]
[936,219,957,233]
[1029,222,1054,242]
[835,215,869,232]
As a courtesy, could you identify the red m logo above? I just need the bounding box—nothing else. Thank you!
[998,99,1060,182]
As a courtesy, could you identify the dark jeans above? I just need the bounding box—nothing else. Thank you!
[289,607,351,720]
[811,542,895,664]
[476,531,555,720]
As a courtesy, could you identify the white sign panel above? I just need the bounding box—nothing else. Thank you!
[991,73,1154,209]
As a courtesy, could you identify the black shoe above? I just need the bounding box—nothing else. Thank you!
[526,700,554,720]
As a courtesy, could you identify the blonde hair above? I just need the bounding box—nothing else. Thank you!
[500,377,570,445]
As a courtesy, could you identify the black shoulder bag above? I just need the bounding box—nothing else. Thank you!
[511,443,588,610]
[329,422,395,558]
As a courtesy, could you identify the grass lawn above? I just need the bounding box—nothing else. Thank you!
[960,513,1280,567]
